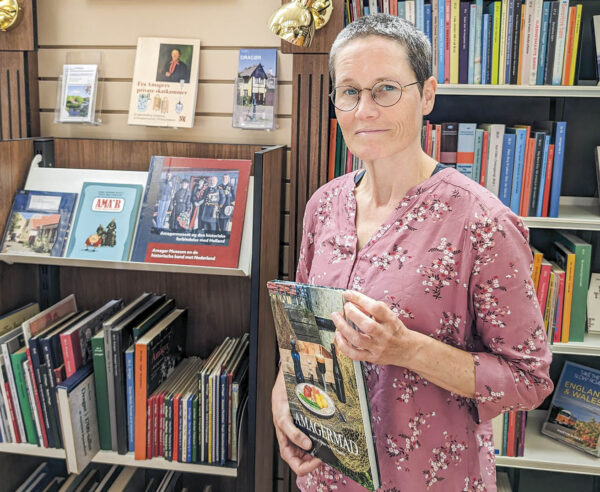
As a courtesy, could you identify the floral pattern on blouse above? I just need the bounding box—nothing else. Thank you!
[295,168,553,492]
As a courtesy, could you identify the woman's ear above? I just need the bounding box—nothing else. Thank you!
[421,76,437,116]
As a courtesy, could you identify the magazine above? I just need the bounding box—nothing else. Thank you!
[542,361,600,457]
[57,64,99,123]
[66,182,143,261]
[232,49,277,130]
[267,280,380,491]
[130,156,251,268]
[128,37,200,128]
[0,190,78,257]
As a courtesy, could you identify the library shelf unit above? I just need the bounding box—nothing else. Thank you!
[0,137,285,492]
[435,84,600,98]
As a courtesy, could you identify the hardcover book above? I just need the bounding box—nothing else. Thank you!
[66,182,143,262]
[0,190,78,257]
[232,49,277,130]
[268,280,380,491]
[128,37,200,129]
[131,156,251,268]
[542,361,600,457]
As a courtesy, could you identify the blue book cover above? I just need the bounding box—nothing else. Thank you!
[437,0,445,83]
[1,190,78,257]
[506,127,528,215]
[66,183,142,261]
[398,1,406,19]
[542,361,600,457]
[125,345,134,452]
[536,134,551,216]
[549,121,567,217]
[473,128,484,183]
[416,0,424,31]
[57,363,93,392]
[468,3,476,84]
[481,13,490,84]
[537,1,552,85]
[498,134,516,206]
[424,3,432,44]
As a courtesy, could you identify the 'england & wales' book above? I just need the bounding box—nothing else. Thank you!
[267,280,380,491]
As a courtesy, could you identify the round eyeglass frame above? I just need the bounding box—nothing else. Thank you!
[329,80,421,111]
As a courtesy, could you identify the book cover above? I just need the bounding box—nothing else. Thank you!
[542,361,600,457]
[550,261,565,342]
[551,241,575,343]
[125,344,135,453]
[57,64,98,123]
[479,123,505,196]
[456,122,477,178]
[535,134,551,216]
[440,122,458,165]
[551,0,569,84]
[506,127,527,215]
[91,329,111,450]
[536,1,551,85]
[481,12,490,84]
[498,132,515,206]
[0,303,39,339]
[509,0,523,84]
[128,37,200,128]
[131,156,251,268]
[587,273,600,334]
[66,182,143,261]
[10,347,38,444]
[232,49,277,130]
[459,1,470,84]
[437,0,446,83]
[268,280,381,491]
[0,190,77,257]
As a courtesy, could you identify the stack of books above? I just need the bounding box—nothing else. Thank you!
[344,0,585,86]
[492,410,529,457]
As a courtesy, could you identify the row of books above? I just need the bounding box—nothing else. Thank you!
[345,0,585,86]
[0,154,251,269]
[492,410,528,457]
[14,461,186,492]
[0,294,249,474]
[530,230,591,343]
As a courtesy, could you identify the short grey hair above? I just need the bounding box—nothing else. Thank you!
[329,14,432,94]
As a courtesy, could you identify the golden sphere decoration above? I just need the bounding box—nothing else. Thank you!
[267,0,333,48]
[0,0,23,32]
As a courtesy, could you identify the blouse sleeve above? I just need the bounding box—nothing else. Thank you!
[466,207,554,424]
[295,199,317,283]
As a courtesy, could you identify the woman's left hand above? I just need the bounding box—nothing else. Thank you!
[332,290,422,367]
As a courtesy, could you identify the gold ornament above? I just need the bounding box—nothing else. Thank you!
[267,0,333,48]
[0,0,23,32]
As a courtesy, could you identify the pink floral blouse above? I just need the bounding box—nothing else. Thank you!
[295,168,553,492]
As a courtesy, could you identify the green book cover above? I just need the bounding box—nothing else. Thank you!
[10,348,38,444]
[555,231,592,342]
[91,330,111,450]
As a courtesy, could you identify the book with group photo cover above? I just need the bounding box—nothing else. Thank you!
[131,156,251,268]
[542,361,600,457]
[267,280,380,492]
[128,37,200,128]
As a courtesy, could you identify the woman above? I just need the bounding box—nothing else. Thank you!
[271,14,553,492]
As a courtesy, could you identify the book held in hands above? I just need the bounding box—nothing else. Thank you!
[268,280,380,491]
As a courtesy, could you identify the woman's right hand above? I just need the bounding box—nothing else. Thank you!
[272,367,322,476]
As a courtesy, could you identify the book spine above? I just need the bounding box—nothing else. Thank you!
[537,263,551,310]
[60,330,81,380]
[220,373,227,464]
[548,121,566,217]
[561,6,577,85]
[125,349,135,453]
[445,0,451,82]
[91,335,111,450]
[10,351,37,444]
[567,4,582,86]
[519,137,534,217]
[432,0,439,79]
[25,349,48,447]
[22,359,43,445]
[440,122,458,165]
[438,0,446,83]
[4,381,20,443]
[474,0,483,83]
[134,343,148,460]
[481,13,490,84]
[542,144,555,217]
[536,1,551,86]
[111,330,128,455]
[416,0,424,30]
[459,1,470,84]
[553,270,565,343]
[450,0,460,83]
[1,342,26,442]
[520,0,535,84]
[479,129,489,186]
[509,129,526,214]
[528,0,543,85]
[518,411,528,456]
[503,0,515,84]
[544,1,559,85]
[490,1,501,85]
[28,340,54,448]
[103,324,117,451]
[528,133,546,216]
[561,252,575,342]
[0,369,16,442]
[158,392,165,458]
[424,3,432,43]
[41,339,63,448]
[535,135,551,216]
[509,0,522,84]
[456,122,477,178]
[498,133,515,206]
[506,410,516,456]
[187,396,193,463]
[498,0,509,84]
[551,0,569,85]
[231,384,239,462]
[192,395,198,463]
[560,240,592,343]
[473,129,484,183]
[146,393,154,459]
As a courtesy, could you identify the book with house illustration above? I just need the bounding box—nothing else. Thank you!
[0,190,78,257]
[232,48,277,130]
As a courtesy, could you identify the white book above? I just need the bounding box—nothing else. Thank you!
[406,0,416,25]
[587,273,600,334]
[491,413,504,454]
[498,0,509,85]
[0,358,15,442]
[1,330,26,441]
[479,123,505,196]
[520,0,536,85]
[528,0,544,85]
[551,0,569,85]
[0,389,10,443]
[22,359,43,446]
[21,294,77,346]
[369,0,378,14]
[474,0,483,84]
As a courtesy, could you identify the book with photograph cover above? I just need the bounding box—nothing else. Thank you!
[232,48,277,130]
[131,156,251,268]
[267,280,380,491]
[66,183,143,262]
[57,64,98,123]
[128,37,200,128]
[542,361,600,457]
[0,190,78,257]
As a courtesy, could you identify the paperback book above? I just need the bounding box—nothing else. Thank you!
[0,190,78,257]
[131,156,251,268]
[128,37,200,128]
[542,361,600,457]
[267,280,380,491]
[232,48,277,130]
[66,182,143,261]
[57,64,99,123]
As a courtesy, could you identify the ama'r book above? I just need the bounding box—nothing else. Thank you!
[131,156,251,268]
[267,280,380,491]
[542,361,600,457]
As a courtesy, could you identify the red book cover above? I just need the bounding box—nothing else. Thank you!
[506,411,517,457]
[173,393,181,462]
[59,330,81,379]
[146,394,154,459]
[435,124,442,162]
[479,130,489,187]
[4,381,21,443]
[25,348,48,448]
[561,6,577,85]
[53,364,65,385]
[551,263,566,343]
[542,144,555,217]
[537,259,552,314]
[131,156,251,269]
[158,392,166,457]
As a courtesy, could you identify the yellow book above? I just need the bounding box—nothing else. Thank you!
[568,4,583,86]
[544,271,555,336]
[450,0,460,84]
[491,1,502,84]
[530,246,543,290]
[553,241,575,343]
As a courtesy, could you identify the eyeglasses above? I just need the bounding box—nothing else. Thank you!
[329,80,421,112]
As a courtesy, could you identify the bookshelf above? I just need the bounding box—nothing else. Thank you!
[0,137,284,491]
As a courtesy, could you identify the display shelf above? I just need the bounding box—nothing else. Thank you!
[0,442,66,459]
[521,197,600,231]
[92,451,238,477]
[495,410,600,475]
[437,84,600,98]
[550,333,600,357]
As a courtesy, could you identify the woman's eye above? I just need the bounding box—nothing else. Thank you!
[343,88,358,96]
[381,84,398,92]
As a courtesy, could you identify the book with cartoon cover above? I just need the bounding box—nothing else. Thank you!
[267,280,380,491]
